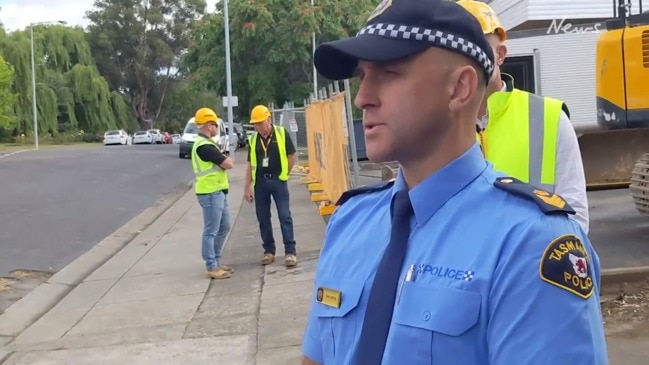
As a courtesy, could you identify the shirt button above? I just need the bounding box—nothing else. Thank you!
[423,311,431,321]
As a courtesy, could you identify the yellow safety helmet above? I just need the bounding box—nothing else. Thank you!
[250,105,271,124]
[456,0,507,42]
[194,107,219,125]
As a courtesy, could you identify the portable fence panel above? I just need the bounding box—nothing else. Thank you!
[305,102,323,183]
[325,93,351,206]
[303,93,351,215]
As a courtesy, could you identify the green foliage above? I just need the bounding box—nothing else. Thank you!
[0,54,16,129]
[85,0,207,128]
[0,0,378,143]
[156,82,221,133]
[182,0,379,121]
[0,24,137,141]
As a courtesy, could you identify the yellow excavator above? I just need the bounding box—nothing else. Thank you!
[593,0,649,215]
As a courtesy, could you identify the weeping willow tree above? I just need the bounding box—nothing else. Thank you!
[0,24,137,138]
[0,53,16,129]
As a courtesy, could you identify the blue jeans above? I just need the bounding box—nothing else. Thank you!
[254,176,296,255]
[197,191,231,271]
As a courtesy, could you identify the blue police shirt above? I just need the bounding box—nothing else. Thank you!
[302,142,608,364]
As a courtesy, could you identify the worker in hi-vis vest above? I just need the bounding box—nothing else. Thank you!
[244,105,298,268]
[457,0,589,233]
[191,107,234,280]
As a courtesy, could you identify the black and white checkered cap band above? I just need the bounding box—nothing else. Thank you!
[357,23,494,78]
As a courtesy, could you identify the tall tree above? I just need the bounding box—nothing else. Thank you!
[0,25,136,136]
[182,0,378,121]
[85,0,207,128]
[0,53,16,129]
[156,81,222,133]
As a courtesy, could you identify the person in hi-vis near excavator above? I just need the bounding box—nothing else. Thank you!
[457,0,589,233]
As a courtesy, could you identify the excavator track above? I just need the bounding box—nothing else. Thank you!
[630,152,649,216]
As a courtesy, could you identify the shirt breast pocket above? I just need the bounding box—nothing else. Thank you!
[387,282,482,365]
[311,277,365,364]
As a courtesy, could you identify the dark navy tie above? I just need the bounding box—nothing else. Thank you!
[355,189,414,364]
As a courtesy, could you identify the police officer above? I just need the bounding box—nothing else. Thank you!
[457,0,589,233]
[301,0,608,364]
[192,107,234,280]
[244,105,298,267]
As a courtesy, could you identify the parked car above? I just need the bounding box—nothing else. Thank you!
[234,123,247,147]
[226,123,247,148]
[103,129,129,145]
[133,130,153,144]
[148,129,164,144]
[243,124,255,144]
[224,126,240,152]
[171,134,181,144]
[179,117,228,159]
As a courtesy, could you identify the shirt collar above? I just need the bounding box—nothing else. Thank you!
[198,132,210,139]
[392,143,487,225]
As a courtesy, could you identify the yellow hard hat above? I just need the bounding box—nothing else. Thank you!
[250,105,271,124]
[194,107,219,125]
[457,0,507,42]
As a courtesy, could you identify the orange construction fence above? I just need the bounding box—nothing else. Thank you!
[301,92,351,216]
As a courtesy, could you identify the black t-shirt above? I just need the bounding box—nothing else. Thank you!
[196,134,227,166]
[247,126,296,176]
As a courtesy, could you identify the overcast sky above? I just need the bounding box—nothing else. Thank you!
[0,0,219,32]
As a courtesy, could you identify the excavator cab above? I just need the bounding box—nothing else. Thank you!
[595,0,649,130]
[592,0,649,215]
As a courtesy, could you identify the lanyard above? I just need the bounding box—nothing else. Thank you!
[260,133,272,157]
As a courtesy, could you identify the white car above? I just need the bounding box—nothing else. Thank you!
[103,130,128,145]
[148,129,164,144]
[133,130,153,144]
[171,134,181,144]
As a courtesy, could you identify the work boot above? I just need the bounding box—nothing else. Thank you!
[285,254,297,268]
[219,264,234,273]
[207,268,231,279]
[261,253,275,265]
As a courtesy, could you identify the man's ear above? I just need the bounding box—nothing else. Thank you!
[497,44,508,66]
[448,66,478,113]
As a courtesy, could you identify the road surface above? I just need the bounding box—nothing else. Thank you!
[0,144,194,311]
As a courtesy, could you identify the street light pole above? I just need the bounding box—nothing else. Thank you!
[29,20,67,150]
[30,25,38,150]
[223,0,236,160]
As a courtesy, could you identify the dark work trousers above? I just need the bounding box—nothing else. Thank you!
[254,174,297,255]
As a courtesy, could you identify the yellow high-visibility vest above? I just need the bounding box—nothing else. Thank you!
[191,135,229,194]
[250,125,289,186]
[477,88,567,192]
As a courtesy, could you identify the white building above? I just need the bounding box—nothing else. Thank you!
[490,0,644,132]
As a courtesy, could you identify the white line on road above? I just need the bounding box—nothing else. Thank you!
[0,150,29,159]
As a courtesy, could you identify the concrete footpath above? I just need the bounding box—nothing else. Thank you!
[0,158,324,364]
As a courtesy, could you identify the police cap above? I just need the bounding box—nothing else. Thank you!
[313,0,495,84]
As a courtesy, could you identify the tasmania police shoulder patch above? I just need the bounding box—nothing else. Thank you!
[539,234,594,299]
[494,177,576,215]
[335,179,395,206]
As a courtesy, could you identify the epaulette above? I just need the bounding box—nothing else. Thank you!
[335,179,396,207]
[494,177,576,215]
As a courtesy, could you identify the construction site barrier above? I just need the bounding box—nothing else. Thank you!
[300,92,351,216]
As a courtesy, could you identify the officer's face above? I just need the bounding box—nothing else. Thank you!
[354,48,481,164]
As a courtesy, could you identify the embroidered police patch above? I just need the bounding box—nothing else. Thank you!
[540,234,594,299]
